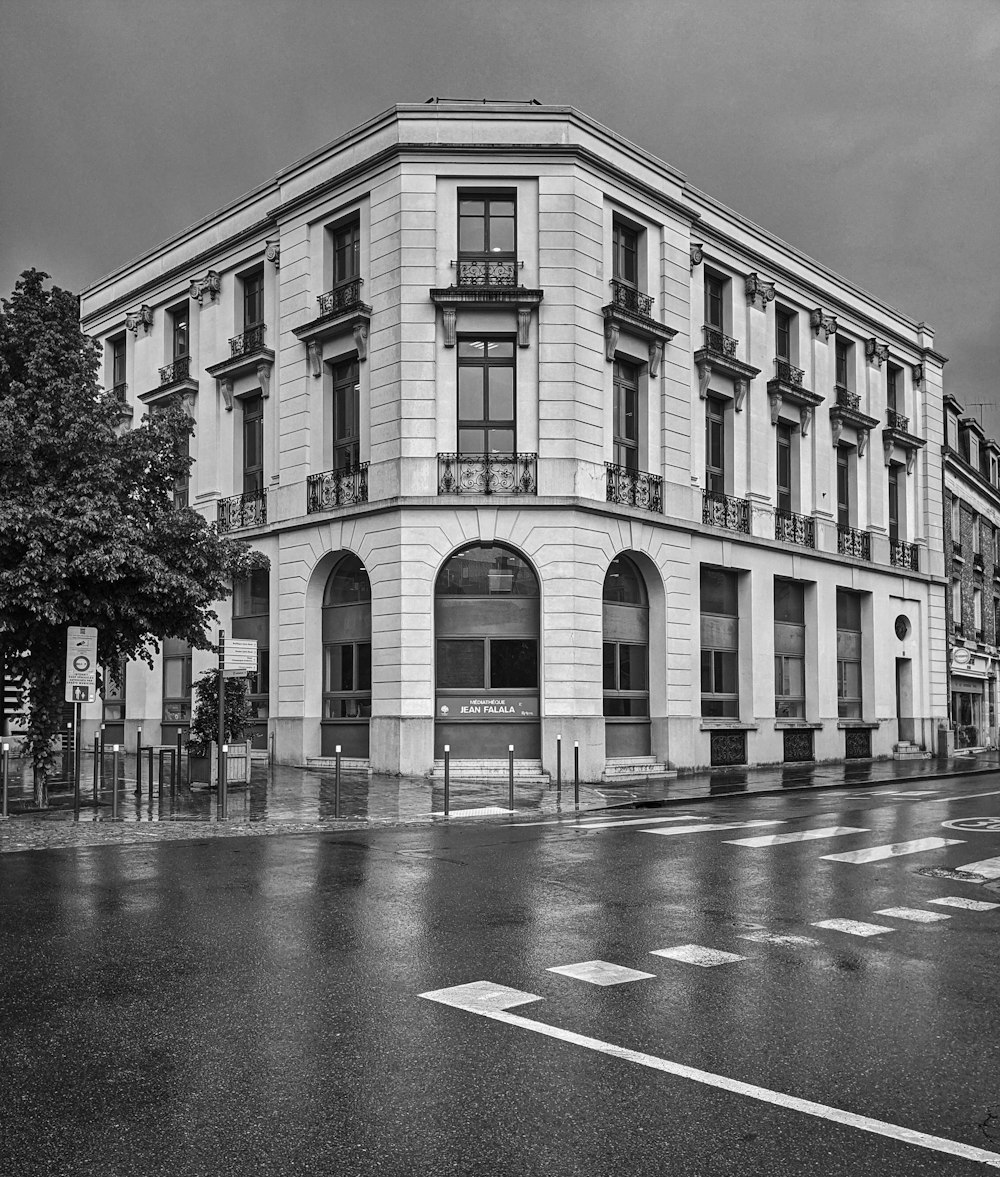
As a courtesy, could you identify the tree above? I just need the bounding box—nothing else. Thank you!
[188,669,255,757]
[0,270,267,805]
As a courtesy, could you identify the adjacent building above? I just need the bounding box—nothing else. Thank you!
[78,100,949,779]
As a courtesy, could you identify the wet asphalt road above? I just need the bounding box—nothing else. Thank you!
[2,777,999,1176]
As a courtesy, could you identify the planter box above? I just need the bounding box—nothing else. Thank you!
[188,742,252,786]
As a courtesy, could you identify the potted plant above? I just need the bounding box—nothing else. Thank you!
[187,669,254,787]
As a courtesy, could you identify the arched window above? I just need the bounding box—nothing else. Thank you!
[322,554,371,756]
[603,555,650,755]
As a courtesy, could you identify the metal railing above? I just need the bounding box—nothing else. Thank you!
[835,384,860,410]
[886,407,909,431]
[455,256,519,286]
[229,323,266,358]
[438,453,537,495]
[890,539,919,570]
[112,382,128,403]
[306,464,369,512]
[702,490,750,533]
[159,356,190,386]
[701,325,738,357]
[773,357,804,386]
[317,278,364,317]
[605,463,663,512]
[774,509,815,547]
[217,488,267,532]
[837,523,871,560]
[609,279,654,318]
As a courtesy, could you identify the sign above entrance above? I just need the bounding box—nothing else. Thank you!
[438,695,538,718]
[952,647,971,667]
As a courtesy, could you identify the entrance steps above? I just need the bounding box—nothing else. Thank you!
[602,756,676,781]
[892,742,927,761]
[306,757,372,776]
[429,758,550,784]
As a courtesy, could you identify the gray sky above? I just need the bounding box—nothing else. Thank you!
[2,0,997,427]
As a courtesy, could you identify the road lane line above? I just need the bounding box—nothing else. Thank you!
[578,815,710,830]
[821,837,964,864]
[651,945,745,966]
[812,919,895,937]
[419,982,1000,1169]
[509,813,701,827]
[955,855,1000,879]
[547,961,656,986]
[928,896,1000,911]
[641,820,785,837]
[724,825,868,848]
[874,907,951,923]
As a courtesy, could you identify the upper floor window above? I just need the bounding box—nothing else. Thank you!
[836,446,852,528]
[170,304,189,360]
[242,393,264,495]
[332,355,361,471]
[775,307,794,361]
[612,218,639,288]
[886,362,902,412]
[457,337,515,454]
[972,511,981,554]
[959,426,971,463]
[705,271,726,330]
[951,496,961,546]
[458,192,516,287]
[234,568,269,617]
[243,269,264,329]
[612,359,639,472]
[111,335,126,389]
[776,422,793,513]
[333,218,361,287]
[706,396,727,495]
[835,338,852,389]
[888,464,901,543]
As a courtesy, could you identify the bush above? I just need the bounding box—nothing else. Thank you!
[187,669,254,757]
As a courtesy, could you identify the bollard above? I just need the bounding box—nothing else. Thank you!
[111,745,120,819]
[335,745,342,819]
[99,731,106,793]
[135,727,143,795]
[219,745,228,820]
[556,734,562,794]
[508,744,515,811]
[158,749,168,798]
[1,743,8,819]
[574,741,580,807]
[147,746,154,799]
[174,731,182,794]
[443,744,450,817]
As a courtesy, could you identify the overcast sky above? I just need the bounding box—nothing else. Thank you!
[2,0,997,427]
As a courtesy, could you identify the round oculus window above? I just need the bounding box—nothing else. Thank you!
[894,615,910,640]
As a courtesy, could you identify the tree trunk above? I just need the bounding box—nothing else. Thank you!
[33,764,48,809]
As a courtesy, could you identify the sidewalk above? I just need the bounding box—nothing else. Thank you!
[1,750,997,855]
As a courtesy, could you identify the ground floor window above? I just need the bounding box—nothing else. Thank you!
[952,685,984,749]
[322,554,372,755]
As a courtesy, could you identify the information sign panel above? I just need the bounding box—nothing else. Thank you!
[222,638,258,672]
[65,626,98,703]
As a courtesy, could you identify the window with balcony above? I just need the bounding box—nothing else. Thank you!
[837,446,852,528]
[332,355,360,471]
[886,362,901,412]
[774,579,806,719]
[457,337,515,454]
[701,566,739,718]
[242,393,264,495]
[243,269,264,329]
[775,307,795,363]
[836,589,863,719]
[706,396,727,495]
[170,303,189,361]
[705,271,727,330]
[835,338,852,390]
[110,334,126,400]
[457,191,516,285]
[333,217,361,288]
[777,422,793,513]
[612,218,639,288]
[888,464,900,543]
[613,359,639,472]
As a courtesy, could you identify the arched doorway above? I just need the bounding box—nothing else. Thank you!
[321,554,371,756]
[603,555,650,756]
[434,543,540,758]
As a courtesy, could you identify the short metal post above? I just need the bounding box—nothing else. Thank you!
[111,746,120,819]
[99,730,106,793]
[1,744,9,819]
[335,745,341,818]
[219,745,228,819]
[508,744,515,811]
[175,731,183,792]
[146,746,154,798]
[93,733,100,802]
[443,745,450,817]
[574,741,580,807]
[556,734,562,794]
[135,726,142,795]
[158,750,167,797]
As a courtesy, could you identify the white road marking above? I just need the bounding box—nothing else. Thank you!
[640,820,785,837]
[579,815,708,830]
[547,960,656,986]
[812,919,895,937]
[821,837,964,864]
[873,907,951,923]
[650,944,745,967]
[955,855,1000,880]
[737,931,824,947]
[441,806,512,818]
[419,981,1000,1169]
[929,896,1000,911]
[886,790,938,796]
[724,825,868,848]
[509,813,701,828]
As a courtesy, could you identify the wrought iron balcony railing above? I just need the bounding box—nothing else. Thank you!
[837,523,871,560]
[702,490,750,534]
[306,464,369,513]
[890,539,919,571]
[438,453,537,495]
[609,279,654,318]
[605,463,663,513]
[455,255,519,287]
[701,325,738,357]
[112,382,128,403]
[974,551,985,570]
[886,407,909,431]
[317,278,364,317]
[774,509,815,548]
[217,488,267,532]
[159,356,190,386]
[773,357,805,387]
[834,384,860,410]
[229,323,266,358]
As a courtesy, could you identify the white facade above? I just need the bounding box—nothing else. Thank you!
[79,101,949,779]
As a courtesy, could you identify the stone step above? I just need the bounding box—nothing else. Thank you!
[429,759,550,783]
[602,756,676,781]
[305,758,372,776]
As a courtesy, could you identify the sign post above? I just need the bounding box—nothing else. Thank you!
[65,627,98,801]
[217,630,226,819]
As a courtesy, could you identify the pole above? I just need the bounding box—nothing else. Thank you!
[219,745,228,819]
[99,727,106,794]
[111,746,120,819]
[147,746,154,798]
[135,726,142,795]
[175,730,182,794]
[72,702,80,809]
[508,744,514,811]
[92,733,100,802]
[443,744,450,817]
[574,741,580,807]
[556,734,562,794]
[217,629,225,812]
[1,743,8,819]
[158,750,166,798]
[335,744,341,818]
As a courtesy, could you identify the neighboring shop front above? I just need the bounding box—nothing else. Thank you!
[950,646,997,750]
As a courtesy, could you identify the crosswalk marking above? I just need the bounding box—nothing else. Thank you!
[724,825,868,848]
[928,896,1000,911]
[955,855,1000,880]
[547,960,656,986]
[873,907,950,923]
[812,919,895,937]
[580,814,706,830]
[737,931,824,947]
[651,944,745,967]
[821,836,964,864]
[640,820,785,838]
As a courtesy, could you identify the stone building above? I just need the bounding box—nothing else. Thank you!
[78,100,949,779]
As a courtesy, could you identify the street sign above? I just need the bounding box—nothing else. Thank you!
[222,638,257,672]
[64,626,98,704]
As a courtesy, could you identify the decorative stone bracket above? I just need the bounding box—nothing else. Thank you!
[188,271,221,304]
[883,437,918,474]
[831,416,869,455]
[865,337,889,367]
[768,393,814,436]
[689,243,704,273]
[305,327,367,377]
[265,240,280,269]
[126,305,153,334]
[810,308,838,339]
[745,272,776,311]
[697,363,749,410]
[912,362,923,387]
[216,360,272,410]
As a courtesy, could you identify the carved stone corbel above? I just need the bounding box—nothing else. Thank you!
[189,271,220,304]
[800,405,813,437]
[126,305,153,335]
[906,448,917,474]
[604,320,619,362]
[256,362,271,398]
[517,307,531,348]
[188,279,202,301]
[265,240,280,269]
[858,428,869,458]
[442,308,456,348]
[810,308,838,339]
[734,378,748,413]
[219,378,234,411]
[697,361,712,400]
[648,340,662,378]
[831,417,843,446]
[307,341,323,378]
[689,243,703,273]
[745,272,776,311]
[179,392,196,419]
[768,390,782,425]
[865,337,889,367]
[912,363,923,388]
[883,436,894,468]
[352,322,368,361]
